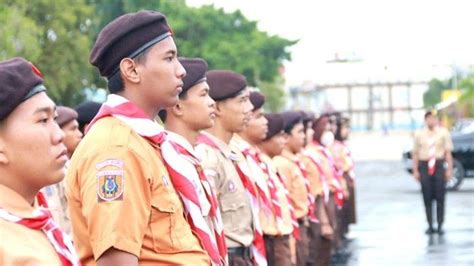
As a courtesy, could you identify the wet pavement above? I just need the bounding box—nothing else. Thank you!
[335,160,474,266]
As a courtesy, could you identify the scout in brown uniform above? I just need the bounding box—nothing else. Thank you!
[413,111,453,234]
[42,106,83,235]
[0,57,79,265]
[257,113,296,266]
[195,70,255,266]
[333,116,356,237]
[273,111,310,266]
[306,115,342,265]
[66,11,210,265]
[158,58,227,264]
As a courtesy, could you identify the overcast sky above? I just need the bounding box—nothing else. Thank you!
[186,0,474,87]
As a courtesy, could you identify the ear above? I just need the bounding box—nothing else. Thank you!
[170,103,184,118]
[0,137,9,165]
[119,58,140,84]
[214,101,224,117]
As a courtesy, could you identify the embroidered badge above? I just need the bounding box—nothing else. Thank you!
[96,159,124,170]
[97,170,124,202]
[228,181,236,192]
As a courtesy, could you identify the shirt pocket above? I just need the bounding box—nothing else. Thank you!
[149,192,192,253]
[219,193,247,233]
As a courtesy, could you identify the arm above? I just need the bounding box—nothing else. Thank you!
[98,248,138,266]
[412,133,421,181]
[444,150,453,181]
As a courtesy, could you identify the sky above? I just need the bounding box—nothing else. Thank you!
[186,0,474,88]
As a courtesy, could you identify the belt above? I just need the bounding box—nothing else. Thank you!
[264,234,290,240]
[228,246,251,257]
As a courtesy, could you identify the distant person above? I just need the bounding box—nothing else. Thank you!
[74,101,102,134]
[412,111,453,234]
[42,106,83,235]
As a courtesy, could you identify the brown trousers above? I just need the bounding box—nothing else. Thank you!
[229,248,253,266]
[307,196,332,266]
[296,219,309,266]
[264,234,291,266]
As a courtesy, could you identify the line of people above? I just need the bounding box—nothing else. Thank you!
[0,10,357,266]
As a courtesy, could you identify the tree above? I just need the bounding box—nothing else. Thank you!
[1,0,94,106]
[423,78,451,108]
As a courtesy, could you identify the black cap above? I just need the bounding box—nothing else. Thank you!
[249,91,265,111]
[90,10,172,78]
[57,106,78,127]
[280,111,303,133]
[206,70,247,101]
[264,113,284,140]
[179,57,208,95]
[0,57,46,121]
[74,101,102,126]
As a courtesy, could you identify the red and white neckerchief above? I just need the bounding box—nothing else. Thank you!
[162,135,227,265]
[427,132,437,176]
[302,151,331,204]
[0,192,80,266]
[312,141,345,208]
[274,171,300,240]
[292,157,319,223]
[241,148,274,219]
[88,95,224,265]
[197,134,267,266]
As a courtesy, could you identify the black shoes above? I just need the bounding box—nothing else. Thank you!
[425,227,435,234]
[437,227,445,235]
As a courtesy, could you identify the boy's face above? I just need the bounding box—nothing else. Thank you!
[286,122,305,153]
[243,108,268,143]
[134,37,186,109]
[62,119,83,157]
[216,88,253,133]
[179,81,216,130]
[0,92,67,191]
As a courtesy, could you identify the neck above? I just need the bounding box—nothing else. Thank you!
[165,118,200,146]
[283,146,298,156]
[239,133,258,146]
[257,143,275,158]
[0,173,37,206]
[428,125,436,131]
[206,119,234,144]
[118,90,158,119]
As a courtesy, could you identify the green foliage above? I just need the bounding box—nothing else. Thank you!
[1,0,94,106]
[459,72,474,117]
[0,0,295,109]
[424,78,451,108]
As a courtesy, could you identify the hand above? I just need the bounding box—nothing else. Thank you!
[413,170,421,182]
[321,223,334,240]
[445,168,453,182]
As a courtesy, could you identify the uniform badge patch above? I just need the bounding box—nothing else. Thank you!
[97,170,124,202]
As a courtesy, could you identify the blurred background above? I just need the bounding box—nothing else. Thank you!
[1,0,473,265]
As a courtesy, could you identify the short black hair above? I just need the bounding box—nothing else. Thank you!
[157,90,190,124]
[107,45,153,94]
[424,110,436,119]
[284,118,303,134]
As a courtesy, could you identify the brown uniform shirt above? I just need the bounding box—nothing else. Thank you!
[413,127,453,160]
[195,131,254,248]
[272,150,309,219]
[41,178,71,235]
[66,117,209,265]
[305,142,338,193]
[301,153,324,197]
[0,185,62,265]
[260,153,294,236]
[230,135,277,236]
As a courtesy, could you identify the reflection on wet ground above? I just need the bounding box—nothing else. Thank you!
[332,161,474,266]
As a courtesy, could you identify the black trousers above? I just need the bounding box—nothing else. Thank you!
[419,160,446,228]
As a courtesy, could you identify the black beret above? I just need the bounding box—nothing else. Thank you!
[90,10,172,78]
[0,57,45,121]
[206,70,247,101]
[280,111,303,132]
[249,91,265,111]
[74,101,102,125]
[57,106,78,128]
[300,111,315,124]
[179,57,208,95]
[264,113,284,140]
